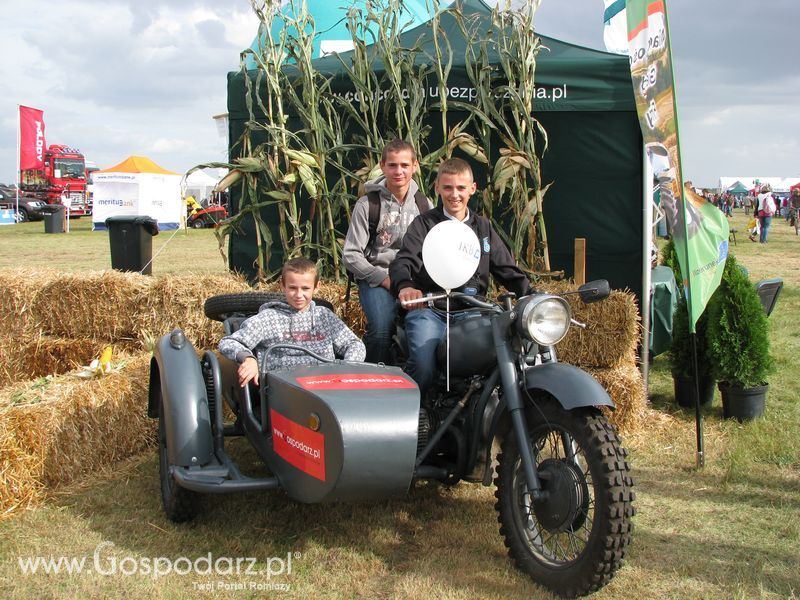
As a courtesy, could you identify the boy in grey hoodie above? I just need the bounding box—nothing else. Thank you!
[219,257,365,387]
[342,140,433,363]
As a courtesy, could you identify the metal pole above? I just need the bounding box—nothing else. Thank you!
[641,143,653,384]
[691,332,704,468]
[15,105,20,222]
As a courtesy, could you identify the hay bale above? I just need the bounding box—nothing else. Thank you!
[586,362,648,435]
[0,353,154,514]
[316,281,366,337]
[538,283,640,369]
[0,418,44,518]
[27,270,152,343]
[0,267,62,338]
[136,272,251,349]
[0,336,103,387]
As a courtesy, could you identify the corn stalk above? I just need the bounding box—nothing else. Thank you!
[192,0,548,281]
[453,2,549,272]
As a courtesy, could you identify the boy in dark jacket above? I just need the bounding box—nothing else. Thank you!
[219,257,365,387]
[390,158,532,394]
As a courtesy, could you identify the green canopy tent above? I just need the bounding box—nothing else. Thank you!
[225,0,644,302]
[726,181,749,195]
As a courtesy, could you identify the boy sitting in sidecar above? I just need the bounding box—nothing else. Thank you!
[218,256,365,387]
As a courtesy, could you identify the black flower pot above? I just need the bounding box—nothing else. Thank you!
[673,375,715,408]
[718,382,768,421]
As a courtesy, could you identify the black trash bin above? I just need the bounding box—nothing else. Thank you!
[43,205,66,234]
[105,215,159,275]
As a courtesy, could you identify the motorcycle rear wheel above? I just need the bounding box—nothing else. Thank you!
[495,402,634,597]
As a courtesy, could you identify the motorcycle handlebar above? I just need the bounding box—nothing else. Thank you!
[399,291,500,312]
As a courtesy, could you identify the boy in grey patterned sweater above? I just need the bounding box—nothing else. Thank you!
[219,257,365,387]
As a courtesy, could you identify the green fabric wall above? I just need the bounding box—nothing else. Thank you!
[225,0,644,303]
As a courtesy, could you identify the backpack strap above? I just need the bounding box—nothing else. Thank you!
[366,190,382,252]
[413,189,429,215]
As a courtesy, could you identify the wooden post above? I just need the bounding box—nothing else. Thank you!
[574,238,586,285]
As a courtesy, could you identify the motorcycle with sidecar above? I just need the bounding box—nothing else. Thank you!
[148,277,635,597]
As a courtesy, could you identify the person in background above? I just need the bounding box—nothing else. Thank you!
[342,139,433,364]
[790,189,800,227]
[755,184,776,244]
[219,257,365,387]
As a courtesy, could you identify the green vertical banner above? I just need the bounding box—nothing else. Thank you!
[627,0,729,332]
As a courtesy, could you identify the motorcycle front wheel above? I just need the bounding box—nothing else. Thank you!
[495,402,634,598]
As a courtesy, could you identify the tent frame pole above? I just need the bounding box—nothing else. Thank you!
[641,143,653,385]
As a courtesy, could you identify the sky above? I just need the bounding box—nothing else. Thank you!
[1,0,798,189]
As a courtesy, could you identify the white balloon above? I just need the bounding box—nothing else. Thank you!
[422,220,481,291]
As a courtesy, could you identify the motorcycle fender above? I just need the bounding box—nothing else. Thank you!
[523,362,615,410]
[148,330,214,467]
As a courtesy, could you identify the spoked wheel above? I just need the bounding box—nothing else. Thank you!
[158,393,199,522]
[495,402,634,598]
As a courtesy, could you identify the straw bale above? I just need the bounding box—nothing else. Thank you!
[27,270,152,343]
[136,272,251,349]
[0,353,154,514]
[585,362,648,435]
[0,336,103,388]
[0,267,62,338]
[0,418,43,519]
[316,281,367,337]
[541,284,641,369]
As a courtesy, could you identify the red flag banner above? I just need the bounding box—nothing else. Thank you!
[19,105,46,170]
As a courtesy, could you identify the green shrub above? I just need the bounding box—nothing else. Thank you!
[663,239,712,380]
[661,238,682,288]
[706,255,773,387]
[669,295,712,380]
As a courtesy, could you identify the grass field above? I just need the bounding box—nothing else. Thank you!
[0,210,798,599]
[0,217,229,275]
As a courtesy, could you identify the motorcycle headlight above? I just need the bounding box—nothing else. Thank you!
[515,295,571,346]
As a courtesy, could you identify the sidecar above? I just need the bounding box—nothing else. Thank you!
[147,293,421,522]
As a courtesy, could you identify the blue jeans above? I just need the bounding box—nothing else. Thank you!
[358,281,397,364]
[404,308,477,395]
[759,215,772,243]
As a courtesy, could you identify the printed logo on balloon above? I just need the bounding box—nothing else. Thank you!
[422,220,480,291]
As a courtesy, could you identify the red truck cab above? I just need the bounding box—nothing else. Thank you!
[20,144,91,217]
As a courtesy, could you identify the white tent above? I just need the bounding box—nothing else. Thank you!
[718,176,800,194]
[184,169,223,204]
[92,156,182,230]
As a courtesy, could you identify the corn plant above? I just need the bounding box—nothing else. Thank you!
[454,2,550,273]
[202,0,548,281]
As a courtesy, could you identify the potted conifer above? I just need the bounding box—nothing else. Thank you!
[706,255,773,420]
[670,296,715,408]
[663,240,715,407]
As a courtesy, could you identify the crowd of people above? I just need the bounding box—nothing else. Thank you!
[701,185,800,244]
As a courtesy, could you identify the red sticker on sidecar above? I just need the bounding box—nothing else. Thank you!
[295,373,417,390]
[271,409,325,481]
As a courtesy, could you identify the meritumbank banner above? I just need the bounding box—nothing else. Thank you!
[627,0,728,332]
[18,105,46,171]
